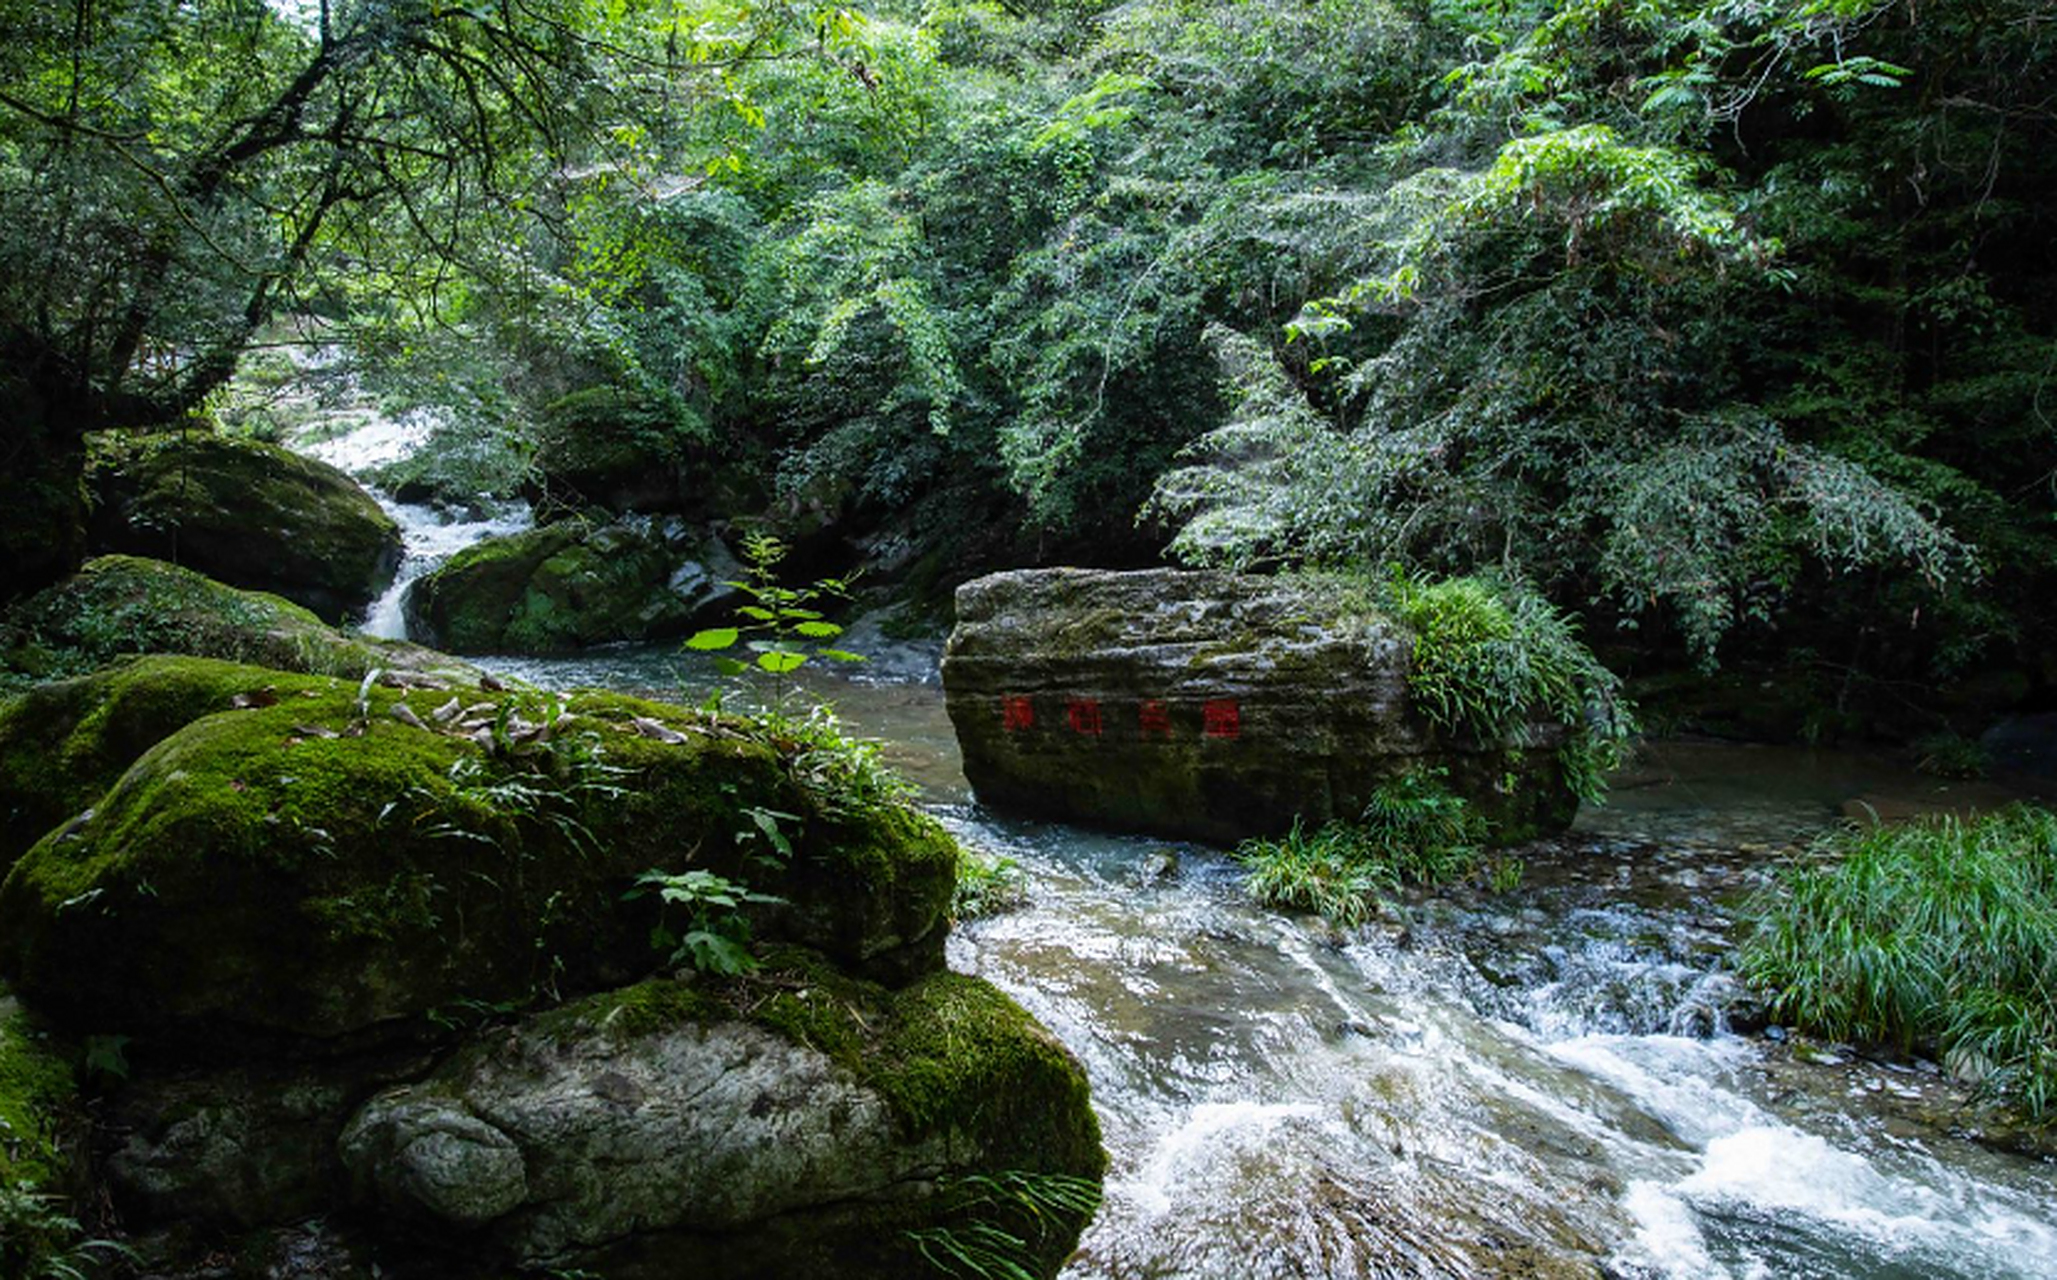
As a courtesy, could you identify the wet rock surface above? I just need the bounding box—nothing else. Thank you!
[87,432,400,622]
[405,517,739,654]
[0,650,1099,1280]
[942,568,1578,843]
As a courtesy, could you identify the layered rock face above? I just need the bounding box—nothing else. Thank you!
[406,518,739,654]
[942,568,1578,843]
[87,432,401,622]
[0,655,1102,1279]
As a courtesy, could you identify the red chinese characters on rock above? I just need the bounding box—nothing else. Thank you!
[1137,700,1172,738]
[1001,696,1035,731]
[1202,699,1241,740]
[1066,698,1104,736]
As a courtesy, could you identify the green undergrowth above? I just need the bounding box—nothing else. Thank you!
[1237,770,1518,926]
[1738,805,2057,1120]
[1377,570,1634,804]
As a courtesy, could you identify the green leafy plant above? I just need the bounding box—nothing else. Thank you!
[1738,805,2057,1119]
[0,1180,132,1280]
[626,869,786,977]
[906,1171,1103,1280]
[953,848,1028,921]
[683,532,864,713]
[1381,569,1634,805]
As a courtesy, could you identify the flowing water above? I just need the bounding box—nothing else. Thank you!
[287,411,2054,1277]
[296,412,532,637]
[480,645,2057,1280]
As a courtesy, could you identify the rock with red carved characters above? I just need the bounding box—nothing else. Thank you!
[941,568,1578,844]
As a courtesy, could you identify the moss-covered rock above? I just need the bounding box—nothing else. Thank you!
[0,673,954,1047]
[0,655,346,875]
[88,431,400,622]
[405,518,738,654]
[339,948,1103,1279]
[0,557,479,694]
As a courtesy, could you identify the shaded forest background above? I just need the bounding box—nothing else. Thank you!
[3,0,2053,731]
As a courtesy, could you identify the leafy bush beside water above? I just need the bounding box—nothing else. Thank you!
[1739,806,2057,1119]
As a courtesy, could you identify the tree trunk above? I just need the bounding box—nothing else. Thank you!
[0,381,90,605]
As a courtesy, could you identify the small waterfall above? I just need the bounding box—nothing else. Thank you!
[291,408,531,641]
[358,495,532,639]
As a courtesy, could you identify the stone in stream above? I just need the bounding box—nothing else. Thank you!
[942,568,1580,844]
[339,955,1103,1279]
[405,517,740,654]
[86,430,401,622]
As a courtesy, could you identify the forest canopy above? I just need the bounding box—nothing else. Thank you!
[3,0,2053,697]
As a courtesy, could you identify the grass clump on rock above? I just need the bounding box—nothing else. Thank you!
[1379,569,1633,804]
[1237,769,1505,927]
[1739,805,2057,1118]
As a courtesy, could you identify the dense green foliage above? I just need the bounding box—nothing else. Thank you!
[1739,806,2057,1118]
[7,0,2054,700]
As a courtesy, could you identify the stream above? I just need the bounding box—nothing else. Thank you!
[481,647,2057,1280]
[309,421,2056,1279]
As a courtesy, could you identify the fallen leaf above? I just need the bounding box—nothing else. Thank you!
[292,724,341,740]
[631,717,688,745]
[390,703,430,731]
[231,688,279,709]
[431,696,462,723]
[480,672,506,692]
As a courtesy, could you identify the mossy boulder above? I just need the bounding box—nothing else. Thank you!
[942,568,1581,844]
[0,655,346,876]
[88,431,400,622]
[0,556,481,693]
[0,672,954,1047]
[405,518,738,654]
[339,948,1103,1279]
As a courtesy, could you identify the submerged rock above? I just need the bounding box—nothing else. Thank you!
[88,432,400,622]
[340,954,1103,1279]
[942,568,1579,843]
[405,518,739,654]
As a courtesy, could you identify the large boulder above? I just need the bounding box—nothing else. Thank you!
[339,952,1103,1279]
[0,556,482,695]
[88,431,400,622]
[0,671,954,1048]
[405,518,739,654]
[942,568,1580,843]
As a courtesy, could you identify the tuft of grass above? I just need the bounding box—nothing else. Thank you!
[1913,730,1989,780]
[1738,804,2057,1119]
[1237,770,1506,926]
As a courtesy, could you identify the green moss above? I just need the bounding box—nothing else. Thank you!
[547,950,1102,1174]
[0,995,80,1190]
[408,526,580,652]
[0,655,346,872]
[0,676,961,1042]
[0,556,461,690]
[87,431,399,621]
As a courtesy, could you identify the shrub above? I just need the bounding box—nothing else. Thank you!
[1738,805,2057,1119]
